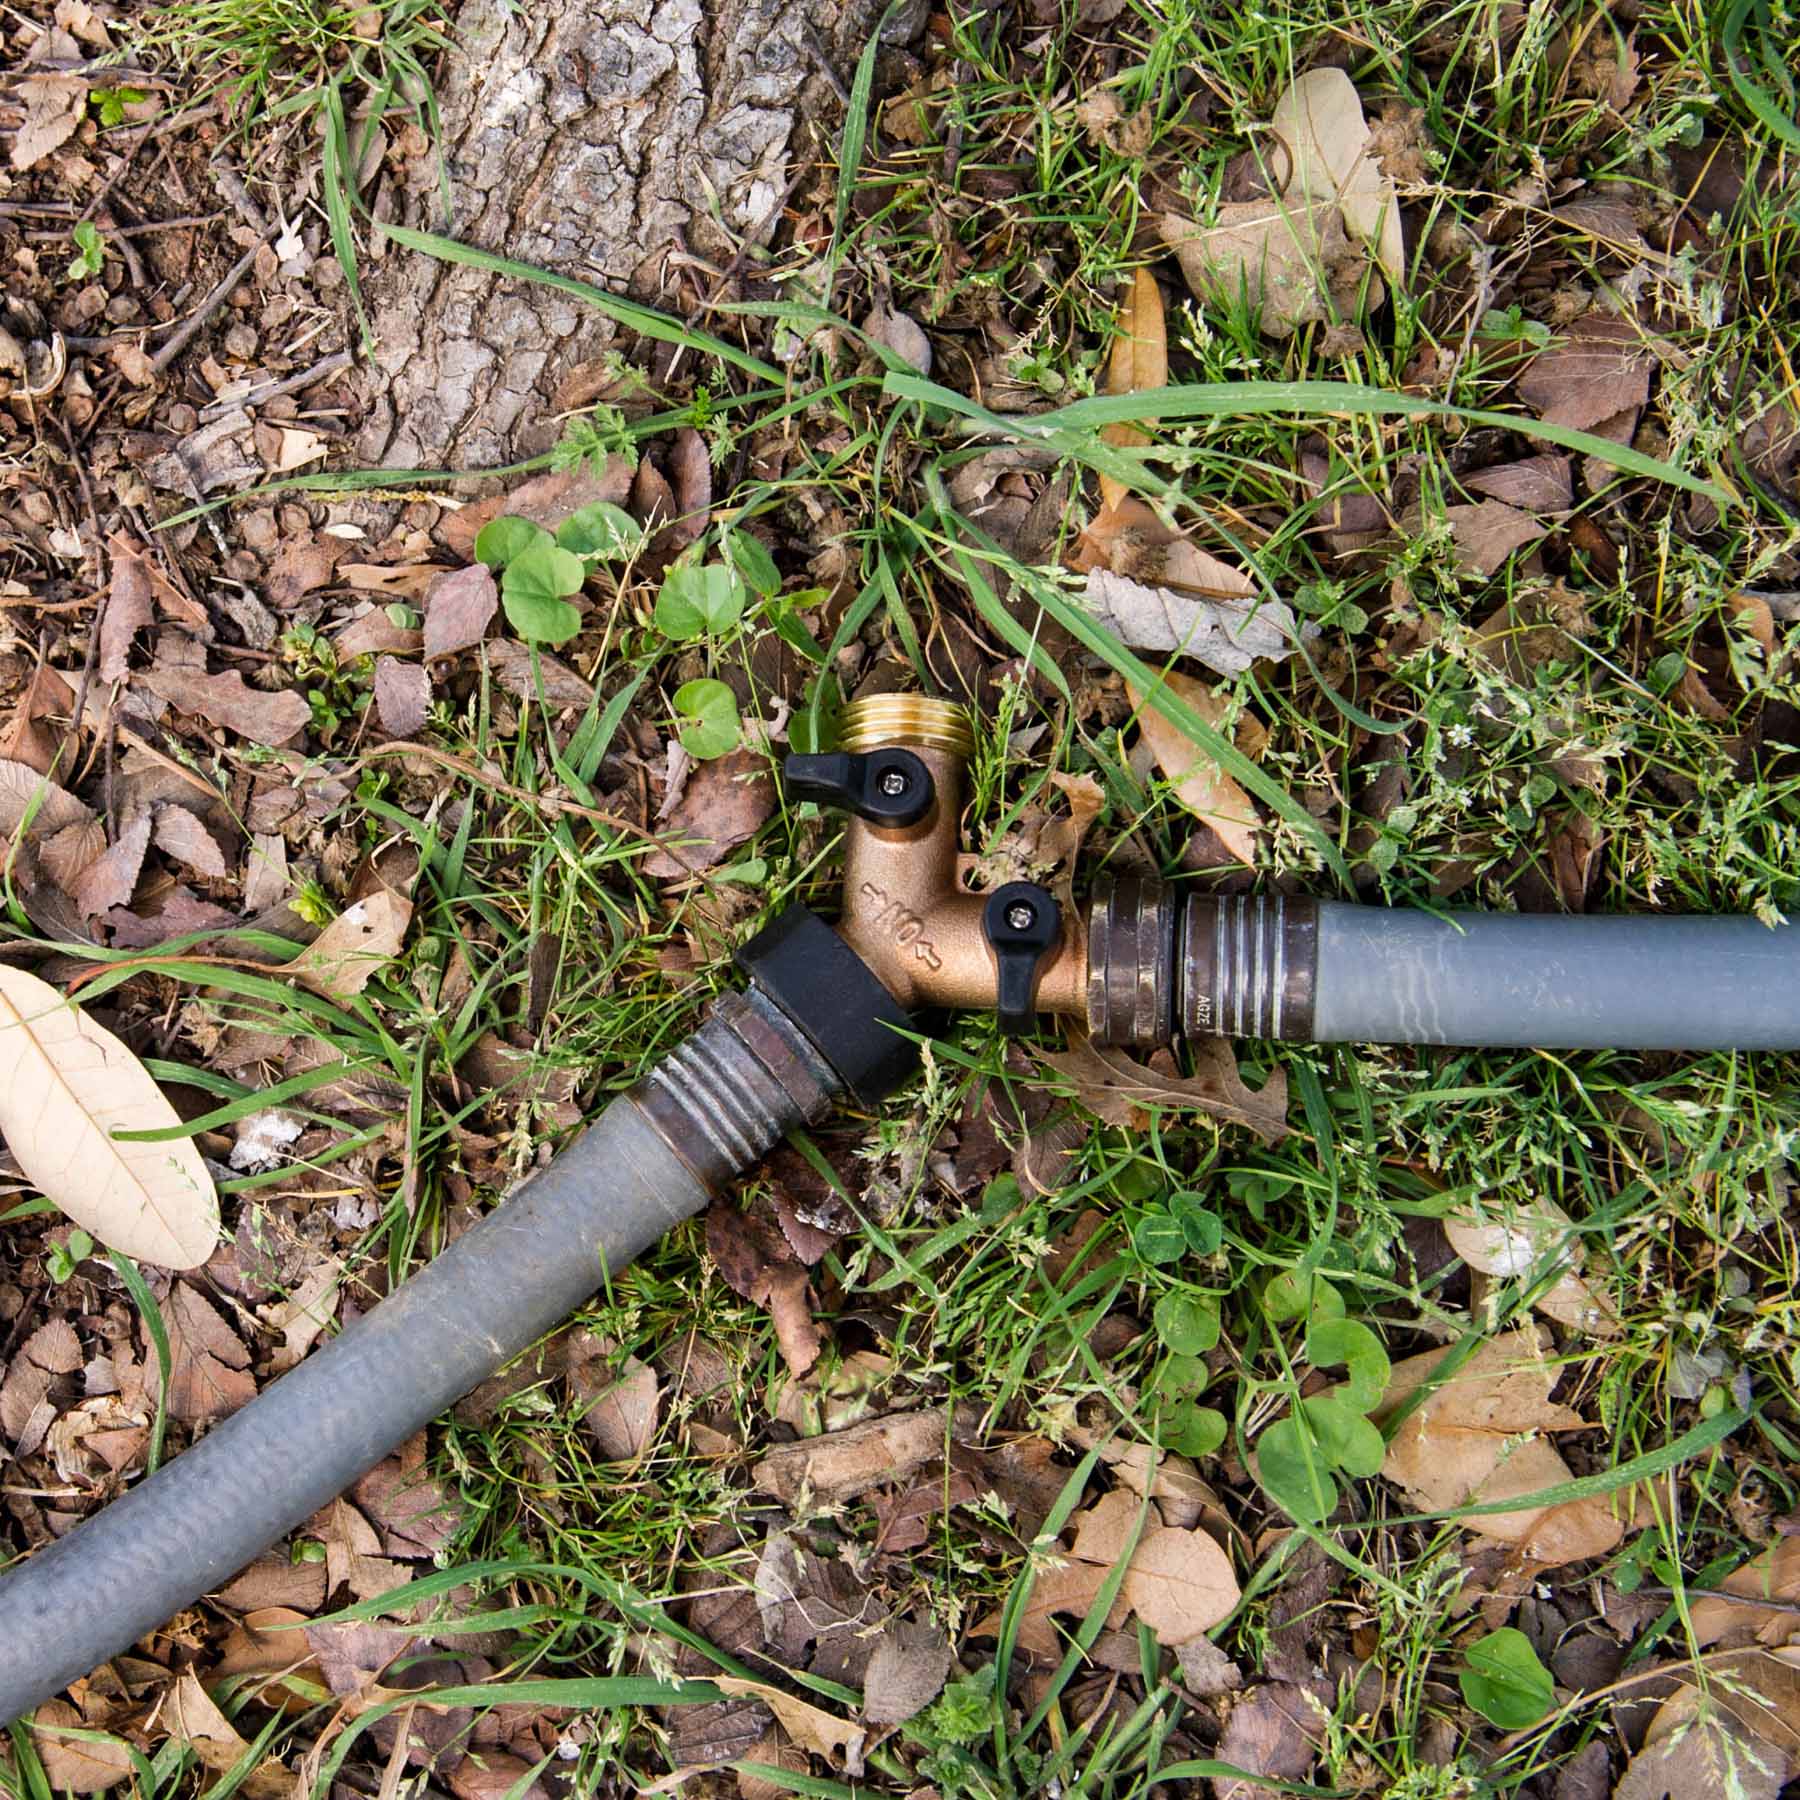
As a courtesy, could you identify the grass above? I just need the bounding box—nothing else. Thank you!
[6,0,1800,1792]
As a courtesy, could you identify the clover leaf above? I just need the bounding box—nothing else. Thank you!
[673,678,741,759]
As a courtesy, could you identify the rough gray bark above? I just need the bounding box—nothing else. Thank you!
[356,0,905,472]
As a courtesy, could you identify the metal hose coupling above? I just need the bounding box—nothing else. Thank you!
[1085,877,1318,1048]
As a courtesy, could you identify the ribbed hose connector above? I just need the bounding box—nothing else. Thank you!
[1086,877,1318,1046]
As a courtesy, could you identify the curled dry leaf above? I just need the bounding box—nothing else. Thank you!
[160,1282,256,1423]
[570,1340,661,1463]
[1038,1030,1288,1143]
[1089,570,1304,676]
[1269,69,1405,283]
[1098,268,1168,511]
[1444,1196,1620,1339]
[167,1672,293,1800]
[754,1408,956,1507]
[0,964,219,1267]
[0,756,93,839]
[286,890,413,1001]
[713,1678,866,1776]
[1128,673,1260,866]
[1372,1327,1627,1566]
[1690,1538,1800,1650]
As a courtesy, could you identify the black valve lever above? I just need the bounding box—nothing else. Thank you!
[782,749,935,828]
[982,881,1061,1034]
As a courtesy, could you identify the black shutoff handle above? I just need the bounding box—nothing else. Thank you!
[982,881,1061,1034]
[782,749,936,828]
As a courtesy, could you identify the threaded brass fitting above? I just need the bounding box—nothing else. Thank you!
[839,694,976,758]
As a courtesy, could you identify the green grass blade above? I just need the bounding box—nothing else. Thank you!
[109,1251,170,1473]
[379,223,784,384]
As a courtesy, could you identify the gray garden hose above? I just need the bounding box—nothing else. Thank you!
[1309,904,1800,1051]
[0,984,844,1726]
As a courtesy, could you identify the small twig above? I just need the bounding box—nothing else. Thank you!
[148,230,272,376]
[198,348,354,422]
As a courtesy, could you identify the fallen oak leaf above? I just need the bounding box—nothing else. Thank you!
[0,964,219,1267]
[1037,1030,1288,1143]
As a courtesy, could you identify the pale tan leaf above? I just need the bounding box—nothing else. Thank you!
[286,891,412,1001]
[1099,268,1168,509]
[0,964,218,1267]
[713,1678,866,1775]
[1090,570,1301,676]
[1160,196,1374,339]
[11,76,87,172]
[1619,1684,1790,1796]
[1128,673,1260,866]
[571,1348,660,1463]
[29,1702,133,1793]
[1371,1326,1624,1565]
[1268,69,1405,283]
[754,1408,953,1506]
[1444,1199,1620,1339]
[1691,1539,1800,1650]
[168,1672,295,1799]
[1120,1524,1241,1643]
[1069,1488,1144,1565]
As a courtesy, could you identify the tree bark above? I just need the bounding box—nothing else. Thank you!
[356,0,907,471]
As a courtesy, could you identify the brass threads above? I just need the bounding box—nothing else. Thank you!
[839,695,977,757]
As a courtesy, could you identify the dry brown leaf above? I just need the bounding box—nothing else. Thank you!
[1098,268,1168,510]
[1213,1681,1328,1800]
[1269,69,1405,283]
[141,666,312,744]
[571,1346,660,1463]
[244,833,289,912]
[2,661,75,776]
[0,963,218,1266]
[668,426,713,544]
[1517,315,1652,433]
[1466,456,1574,511]
[153,805,229,878]
[762,1262,825,1378]
[340,562,452,597]
[1089,569,1302,676]
[168,1672,294,1799]
[754,1408,954,1507]
[160,1282,256,1423]
[441,463,634,560]
[486,641,593,708]
[1119,1525,1241,1642]
[972,1555,1111,1658]
[28,1701,133,1793]
[1373,1327,1623,1565]
[1445,500,1547,576]
[643,747,775,878]
[1038,1031,1287,1143]
[423,564,499,660]
[40,819,105,893]
[1070,1487,1143,1564]
[0,1318,81,1445]
[1617,1689,1789,1797]
[1690,1539,1800,1650]
[72,810,151,917]
[1128,673,1259,866]
[713,1678,866,1775]
[11,76,87,171]
[861,1618,954,1725]
[286,891,412,1001]
[374,656,431,739]
[0,757,93,839]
